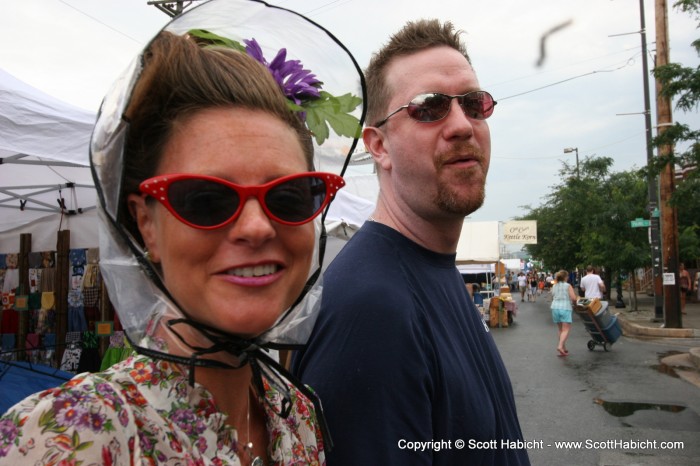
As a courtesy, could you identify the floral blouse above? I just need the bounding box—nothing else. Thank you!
[0,355,324,465]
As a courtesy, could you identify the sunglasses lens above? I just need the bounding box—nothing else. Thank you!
[460,92,495,120]
[406,93,452,122]
[265,176,327,224]
[168,179,240,227]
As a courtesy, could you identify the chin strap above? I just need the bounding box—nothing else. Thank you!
[129,317,333,452]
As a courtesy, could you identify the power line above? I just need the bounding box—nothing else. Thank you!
[493,130,646,161]
[58,0,141,44]
[497,60,634,101]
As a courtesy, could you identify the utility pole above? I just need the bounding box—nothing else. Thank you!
[563,147,580,178]
[655,0,682,328]
[147,1,197,17]
[638,0,665,321]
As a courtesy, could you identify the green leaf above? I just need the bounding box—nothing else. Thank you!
[38,409,65,435]
[186,29,246,52]
[302,91,362,145]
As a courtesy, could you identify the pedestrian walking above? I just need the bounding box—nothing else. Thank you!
[529,273,538,302]
[517,272,528,302]
[550,270,578,356]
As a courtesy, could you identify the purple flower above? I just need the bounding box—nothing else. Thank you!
[244,38,321,105]
[118,408,129,427]
[95,383,121,408]
[89,412,107,433]
[0,419,19,457]
[55,402,90,428]
[138,430,154,452]
[171,408,199,436]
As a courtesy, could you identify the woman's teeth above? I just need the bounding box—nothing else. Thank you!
[229,264,277,277]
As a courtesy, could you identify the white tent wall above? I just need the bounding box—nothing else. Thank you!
[0,210,98,253]
[456,221,500,264]
[501,258,523,271]
[457,263,495,274]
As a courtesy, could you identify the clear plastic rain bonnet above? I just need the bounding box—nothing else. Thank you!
[90,0,364,375]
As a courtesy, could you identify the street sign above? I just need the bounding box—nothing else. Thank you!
[630,218,651,228]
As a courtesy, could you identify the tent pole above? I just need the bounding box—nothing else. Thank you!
[17,234,31,361]
[55,230,70,366]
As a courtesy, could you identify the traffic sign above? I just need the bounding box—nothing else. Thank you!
[630,218,651,228]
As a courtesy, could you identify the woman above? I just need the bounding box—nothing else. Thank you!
[550,270,578,356]
[679,263,691,314]
[529,273,538,302]
[0,1,363,464]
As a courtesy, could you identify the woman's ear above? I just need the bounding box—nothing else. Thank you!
[362,126,391,171]
[127,194,161,263]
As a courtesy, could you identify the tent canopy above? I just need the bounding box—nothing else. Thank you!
[0,69,502,266]
[0,68,96,235]
[456,221,500,264]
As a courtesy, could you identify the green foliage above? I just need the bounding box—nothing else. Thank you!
[679,225,700,265]
[521,157,649,275]
[301,91,363,146]
[649,0,700,209]
[186,28,247,51]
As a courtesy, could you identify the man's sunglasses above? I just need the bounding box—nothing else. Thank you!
[374,91,497,128]
[139,172,345,229]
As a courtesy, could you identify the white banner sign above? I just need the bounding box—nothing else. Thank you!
[502,221,538,244]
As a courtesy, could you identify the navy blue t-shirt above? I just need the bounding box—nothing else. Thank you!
[293,222,530,465]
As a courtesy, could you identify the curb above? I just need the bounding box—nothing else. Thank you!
[616,312,695,338]
[691,347,700,370]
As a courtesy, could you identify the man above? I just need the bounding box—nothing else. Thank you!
[517,272,529,301]
[579,265,606,299]
[293,19,530,465]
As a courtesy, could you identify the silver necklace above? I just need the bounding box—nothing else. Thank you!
[244,389,264,466]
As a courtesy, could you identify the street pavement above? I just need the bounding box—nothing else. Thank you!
[488,289,700,466]
[614,291,700,389]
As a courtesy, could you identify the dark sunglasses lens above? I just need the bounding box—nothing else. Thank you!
[168,179,239,227]
[406,93,451,122]
[266,176,327,223]
[460,92,494,119]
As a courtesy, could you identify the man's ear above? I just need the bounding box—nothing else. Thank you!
[362,126,391,171]
[127,194,161,263]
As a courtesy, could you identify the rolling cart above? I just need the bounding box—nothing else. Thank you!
[574,299,622,351]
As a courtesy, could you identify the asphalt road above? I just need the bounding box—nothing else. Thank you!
[490,291,700,466]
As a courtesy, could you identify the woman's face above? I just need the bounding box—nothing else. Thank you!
[130,107,315,338]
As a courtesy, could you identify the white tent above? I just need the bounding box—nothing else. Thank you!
[0,68,97,252]
[325,176,502,269]
[456,221,500,264]
[0,69,501,267]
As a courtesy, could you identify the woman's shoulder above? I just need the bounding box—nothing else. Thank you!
[0,368,136,463]
[0,355,218,464]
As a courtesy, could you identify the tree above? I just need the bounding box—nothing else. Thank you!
[652,0,700,170]
[651,0,700,265]
[520,156,649,302]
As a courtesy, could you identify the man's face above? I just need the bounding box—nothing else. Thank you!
[375,46,491,220]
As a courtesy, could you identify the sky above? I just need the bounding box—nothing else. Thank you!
[1,0,699,226]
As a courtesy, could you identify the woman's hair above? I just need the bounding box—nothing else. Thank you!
[555,270,568,282]
[364,19,471,126]
[119,31,313,243]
